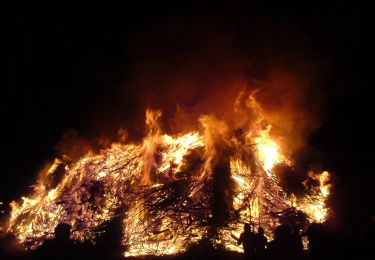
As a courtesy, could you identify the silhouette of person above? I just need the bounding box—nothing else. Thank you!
[305,223,329,260]
[238,223,257,259]
[255,227,267,259]
[291,228,304,259]
[33,223,77,260]
[266,225,300,260]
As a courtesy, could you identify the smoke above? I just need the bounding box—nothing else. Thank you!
[54,129,92,160]
[45,11,329,206]
[116,13,327,156]
[45,12,329,206]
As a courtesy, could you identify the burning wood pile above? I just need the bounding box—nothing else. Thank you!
[2,91,331,257]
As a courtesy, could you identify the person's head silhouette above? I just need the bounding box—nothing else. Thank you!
[244,223,251,233]
[274,225,292,240]
[258,226,264,235]
[54,223,71,241]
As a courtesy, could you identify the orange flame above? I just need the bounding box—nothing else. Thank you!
[2,92,332,256]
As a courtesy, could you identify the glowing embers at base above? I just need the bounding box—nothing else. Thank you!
[123,183,210,257]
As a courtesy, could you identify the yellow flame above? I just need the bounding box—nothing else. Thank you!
[296,170,331,223]
[254,125,290,172]
[3,95,332,256]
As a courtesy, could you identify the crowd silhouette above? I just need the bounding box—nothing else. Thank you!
[235,222,375,260]
[0,221,374,259]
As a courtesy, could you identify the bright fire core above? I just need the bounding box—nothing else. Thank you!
[3,92,331,257]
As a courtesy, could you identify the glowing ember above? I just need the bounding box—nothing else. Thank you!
[1,92,332,256]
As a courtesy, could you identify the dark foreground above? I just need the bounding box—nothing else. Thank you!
[1,222,374,260]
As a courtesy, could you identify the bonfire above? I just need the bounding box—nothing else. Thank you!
[2,90,331,257]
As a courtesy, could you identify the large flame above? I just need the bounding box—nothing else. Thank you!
[2,91,331,257]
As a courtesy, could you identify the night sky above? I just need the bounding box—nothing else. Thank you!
[3,2,374,231]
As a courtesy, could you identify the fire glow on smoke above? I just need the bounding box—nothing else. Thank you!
[3,91,331,257]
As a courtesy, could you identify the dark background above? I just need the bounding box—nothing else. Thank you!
[3,2,374,231]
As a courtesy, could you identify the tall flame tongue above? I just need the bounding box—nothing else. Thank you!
[3,93,331,256]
